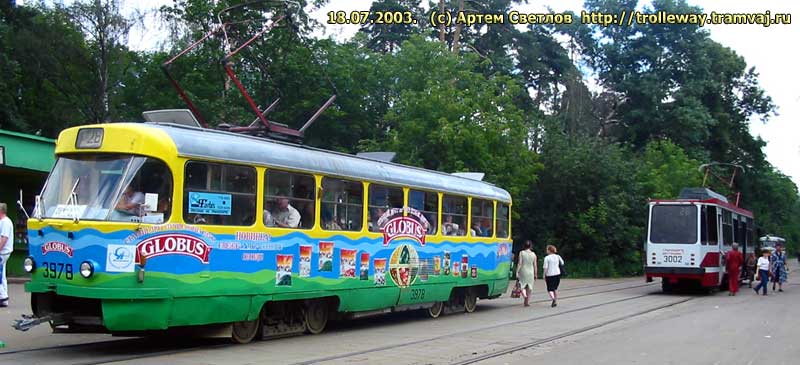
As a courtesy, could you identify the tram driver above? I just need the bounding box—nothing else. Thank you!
[115,183,145,216]
[272,195,301,228]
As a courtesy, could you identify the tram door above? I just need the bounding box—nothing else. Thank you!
[703,205,722,286]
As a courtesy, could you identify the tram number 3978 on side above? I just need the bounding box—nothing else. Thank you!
[409,288,426,300]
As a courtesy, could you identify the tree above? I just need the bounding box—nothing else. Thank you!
[519,127,644,276]
[69,0,136,122]
[360,0,424,53]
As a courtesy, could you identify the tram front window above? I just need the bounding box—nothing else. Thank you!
[40,154,172,223]
[649,205,698,244]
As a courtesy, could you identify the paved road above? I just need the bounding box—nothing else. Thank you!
[1,277,797,364]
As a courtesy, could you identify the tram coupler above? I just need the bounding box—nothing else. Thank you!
[12,313,67,332]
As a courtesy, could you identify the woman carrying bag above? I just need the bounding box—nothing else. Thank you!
[515,240,538,307]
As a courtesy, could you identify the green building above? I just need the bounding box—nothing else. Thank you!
[0,129,55,276]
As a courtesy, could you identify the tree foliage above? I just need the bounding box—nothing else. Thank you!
[1,0,797,275]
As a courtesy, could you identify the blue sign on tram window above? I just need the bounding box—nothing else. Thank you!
[188,192,232,215]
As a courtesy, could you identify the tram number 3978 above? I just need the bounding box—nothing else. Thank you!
[409,288,426,300]
[663,255,683,263]
[42,262,74,280]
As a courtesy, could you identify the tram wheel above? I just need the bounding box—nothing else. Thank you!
[231,318,262,344]
[304,300,329,335]
[661,279,673,293]
[464,288,478,313]
[428,301,444,318]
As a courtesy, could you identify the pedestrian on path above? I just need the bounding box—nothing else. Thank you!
[516,240,537,307]
[745,252,757,287]
[771,243,788,292]
[542,244,564,307]
[753,249,771,296]
[0,202,14,307]
[725,243,744,296]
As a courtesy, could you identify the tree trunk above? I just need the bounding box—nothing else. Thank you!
[451,0,465,53]
[438,0,446,44]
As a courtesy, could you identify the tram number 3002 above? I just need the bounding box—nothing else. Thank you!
[42,262,74,280]
[663,255,683,263]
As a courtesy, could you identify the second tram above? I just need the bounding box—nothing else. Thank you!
[645,188,755,292]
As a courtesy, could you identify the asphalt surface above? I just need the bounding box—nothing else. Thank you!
[1,275,797,364]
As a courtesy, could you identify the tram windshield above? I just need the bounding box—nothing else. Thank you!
[759,236,785,250]
[39,154,172,222]
[649,205,698,244]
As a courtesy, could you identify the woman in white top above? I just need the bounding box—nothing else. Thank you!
[753,249,772,295]
[516,240,538,307]
[542,245,564,307]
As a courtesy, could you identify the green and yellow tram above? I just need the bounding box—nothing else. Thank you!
[18,121,512,342]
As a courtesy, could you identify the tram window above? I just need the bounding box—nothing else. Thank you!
[701,206,717,245]
[496,203,510,239]
[649,205,697,244]
[409,190,438,235]
[722,210,733,245]
[41,155,174,223]
[732,217,741,247]
[321,177,363,232]
[470,199,493,237]
[183,162,256,226]
[368,184,404,232]
[264,170,315,229]
[746,218,753,247]
[442,195,467,236]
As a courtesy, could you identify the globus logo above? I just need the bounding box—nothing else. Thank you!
[378,207,430,246]
[381,217,426,246]
[135,233,212,264]
[41,241,75,257]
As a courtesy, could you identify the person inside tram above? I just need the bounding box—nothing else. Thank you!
[369,207,386,232]
[272,195,301,228]
[424,213,436,235]
[442,215,460,236]
[470,222,485,237]
[481,218,493,237]
[115,183,144,216]
[322,208,342,230]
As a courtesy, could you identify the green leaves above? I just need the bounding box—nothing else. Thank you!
[2,0,796,275]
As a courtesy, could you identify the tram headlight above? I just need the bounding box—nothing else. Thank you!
[79,261,94,278]
[23,256,36,273]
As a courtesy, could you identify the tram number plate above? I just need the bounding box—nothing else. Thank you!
[42,262,74,280]
[409,288,426,300]
[663,255,682,263]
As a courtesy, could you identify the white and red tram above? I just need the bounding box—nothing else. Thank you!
[645,188,755,292]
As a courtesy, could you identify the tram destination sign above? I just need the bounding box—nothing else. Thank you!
[76,128,104,149]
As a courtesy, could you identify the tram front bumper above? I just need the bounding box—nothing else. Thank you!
[644,267,705,276]
[26,281,173,331]
[26,281,171,299]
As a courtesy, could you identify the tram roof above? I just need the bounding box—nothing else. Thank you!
[649,198,753,217]
[148,123,512,203]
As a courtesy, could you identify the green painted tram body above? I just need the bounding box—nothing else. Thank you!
[24,123,512,333]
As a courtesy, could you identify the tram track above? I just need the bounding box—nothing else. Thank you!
[0,279,657,365]
[290,284,667,365]
[450,296,693,365]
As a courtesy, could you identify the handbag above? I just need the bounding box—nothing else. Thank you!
[558,255,567,277]
[510,280,522,298]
